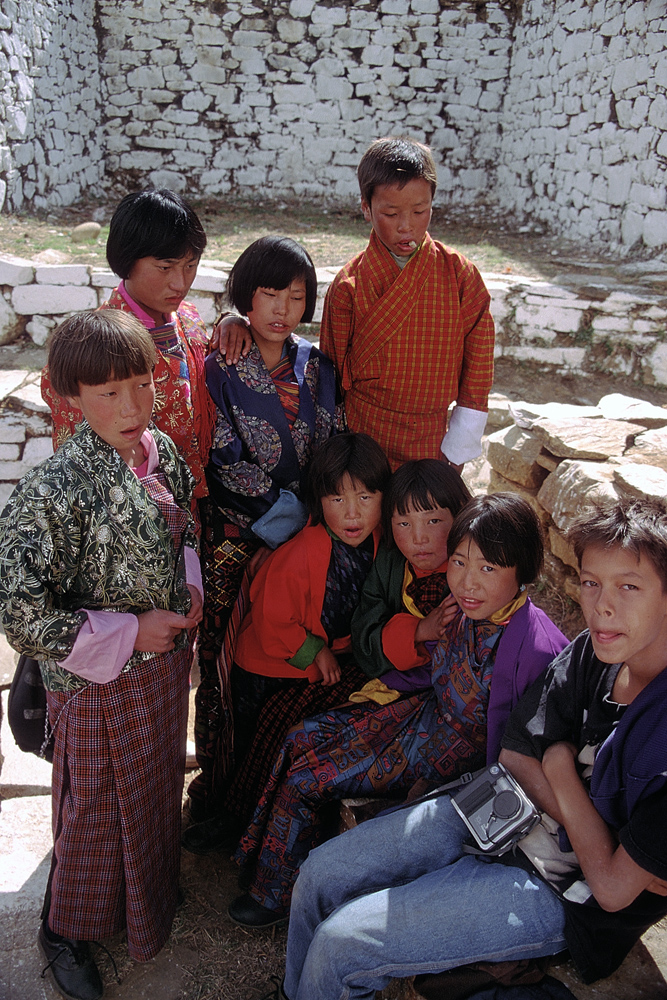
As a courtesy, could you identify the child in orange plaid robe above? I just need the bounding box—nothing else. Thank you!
[320,136,494,471]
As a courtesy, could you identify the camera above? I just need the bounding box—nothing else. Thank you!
[451,762,540,856]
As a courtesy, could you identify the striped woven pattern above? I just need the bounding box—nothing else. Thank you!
[46,650,189,961]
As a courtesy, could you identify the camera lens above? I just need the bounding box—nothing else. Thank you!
[493,789,521,819]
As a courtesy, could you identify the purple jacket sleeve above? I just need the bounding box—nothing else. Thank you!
[486,599,569,765]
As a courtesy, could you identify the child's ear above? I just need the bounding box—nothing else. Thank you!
[361,198,372,224]
[66,394,81,409]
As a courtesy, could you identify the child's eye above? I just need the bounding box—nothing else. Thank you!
[450,557,465,567]
[480,564,496,573]
[621,583,638,591]
[580,579,597,588]
[427,518,442,525]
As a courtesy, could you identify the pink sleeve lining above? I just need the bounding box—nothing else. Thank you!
[58,610,139,683]
[184,545,203,602]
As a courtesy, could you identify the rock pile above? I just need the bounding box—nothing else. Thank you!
[484,393,667,600]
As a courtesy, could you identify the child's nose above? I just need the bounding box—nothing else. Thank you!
[169,267,188,291]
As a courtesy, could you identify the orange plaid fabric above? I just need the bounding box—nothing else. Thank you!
[320,230,494,469]
[41,288,215,498]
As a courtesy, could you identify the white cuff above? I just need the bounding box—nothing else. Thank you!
[441,406,488,465]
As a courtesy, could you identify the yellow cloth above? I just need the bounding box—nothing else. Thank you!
[348,678,401,705]
[349,589,528,704]
[488,587,528,625]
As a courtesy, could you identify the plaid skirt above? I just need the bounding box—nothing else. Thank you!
[45,648,190,961]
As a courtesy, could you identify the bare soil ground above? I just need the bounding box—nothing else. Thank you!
[3,195,662,285]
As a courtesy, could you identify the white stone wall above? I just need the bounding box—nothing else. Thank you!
[3,0,667,253]
[496,0,667,252]
[0,0,105,212]
[97,0,511,208]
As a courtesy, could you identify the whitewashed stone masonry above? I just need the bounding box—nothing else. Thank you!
[2,1,667,253]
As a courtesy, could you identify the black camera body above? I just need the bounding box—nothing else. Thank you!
[451,762,540,856]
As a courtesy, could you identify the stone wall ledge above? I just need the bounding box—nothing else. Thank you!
[2,253,667,387]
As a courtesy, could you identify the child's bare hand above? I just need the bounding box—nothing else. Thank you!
[438,592,459,626]
[313,645,341,686]
[186,585,204,625]
[135,609,195,653]
[209,315,252,362]
[414,594,458,643]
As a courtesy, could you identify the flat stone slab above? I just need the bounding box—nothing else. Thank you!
[530,417,644,460]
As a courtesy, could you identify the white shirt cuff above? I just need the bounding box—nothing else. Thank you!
[441,406,488,465]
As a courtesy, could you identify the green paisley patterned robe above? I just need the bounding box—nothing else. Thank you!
[0,422,197,692]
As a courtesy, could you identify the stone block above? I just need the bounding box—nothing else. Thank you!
[543,551,577,593]
[0,254,34,285]
[624,427,667,471]
[0,443,20,460]
[23,436,53,465]
[188,294,217,326]
[0,414,28,444]
[485,424,550,489]
[311,5,347,24]
[90,269,117,289]
[514,302,583,334]
[278,20,306,43]
[25,316,52,346]
[548,525,578,571]
[486,392,514,430]
[488,469,550,527]
[537,460,620,531]
[12,285,97,316]
[509,401,602,430]
[191,267,227,294]
[501,346,587,369]
[645,342,667,387]
[597,393,667,429]
[274,83,315,104]
[0,296,23,346]
[530,417,643,461]
[643,211,667,249]
[613,463,667,502]
[34,265,90,286]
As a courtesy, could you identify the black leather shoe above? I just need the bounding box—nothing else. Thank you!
[181,815,240,855]
[38,921,104,1000]
[228,892,288,929]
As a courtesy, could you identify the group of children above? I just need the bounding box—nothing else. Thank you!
[0,135,666,1000]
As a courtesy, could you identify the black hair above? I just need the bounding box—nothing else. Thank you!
[358,136,438,206]
[306,433,391,526]
[226,235,318,323]
[382,460,472,546]
[447,493,544,587]
[106,188,207,279]
[568,497,667,593]
[48,310,157,398]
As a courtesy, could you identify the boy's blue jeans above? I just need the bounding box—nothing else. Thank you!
[284,795,567,1000]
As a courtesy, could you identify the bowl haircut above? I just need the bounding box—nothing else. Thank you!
[357,136,438,206]
[382,459,472,547]
[48,310,157,399]
[106,188,207,279]
[568,496,667,594]
[447,492,544,587]
[226,235,318,323]
[306,433,392,526]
